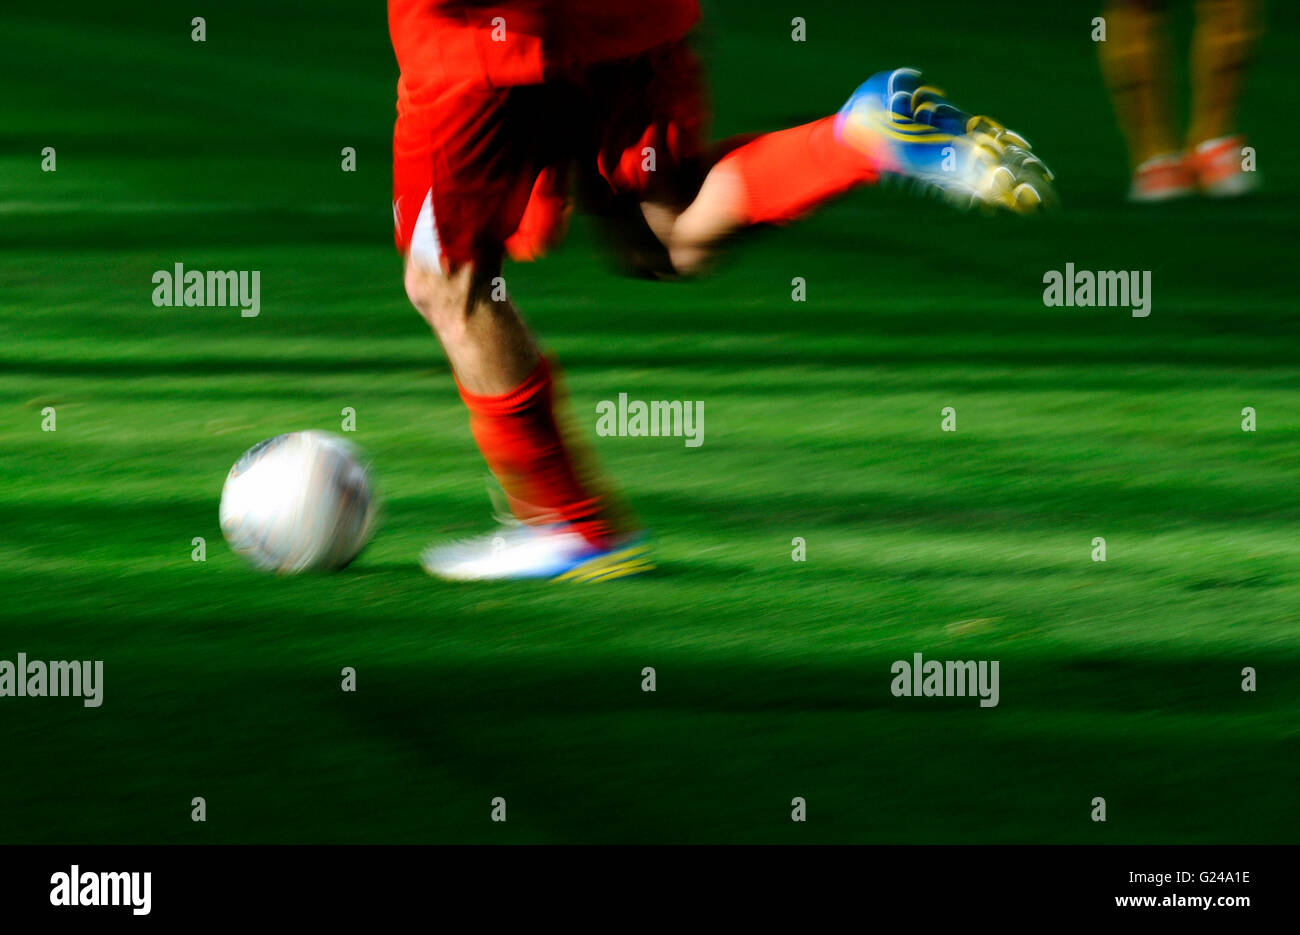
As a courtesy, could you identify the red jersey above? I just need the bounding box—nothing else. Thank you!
[390,1,701,107]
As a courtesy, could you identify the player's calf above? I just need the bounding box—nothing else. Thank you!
[666,166,746,276]
[402,257,538,394]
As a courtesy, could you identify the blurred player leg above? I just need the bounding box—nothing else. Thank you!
[1098,0,1193,200]
[402,245,646,581]
[1187,0,1261,195]
[668,117,879,274]
[667,69,1055,273]
[393,81,647,579]
[403,249,617,535]
[584,42,1053,275]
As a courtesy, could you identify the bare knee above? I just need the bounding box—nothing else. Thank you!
[404,260,491,341]
[402,255,538,393]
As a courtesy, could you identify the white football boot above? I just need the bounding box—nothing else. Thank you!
[422,520,653,582]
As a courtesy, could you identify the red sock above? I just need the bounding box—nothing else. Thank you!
[456,356,615,547]
[714,116,881,226]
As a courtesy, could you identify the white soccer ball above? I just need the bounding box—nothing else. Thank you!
[219,431,377,574]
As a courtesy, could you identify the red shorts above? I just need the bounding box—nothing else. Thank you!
[392,41,707,269]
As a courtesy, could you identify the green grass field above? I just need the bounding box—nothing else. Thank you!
[1,0,1297,843]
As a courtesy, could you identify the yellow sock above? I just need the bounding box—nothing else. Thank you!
[1188,0,1259,148]
[1099,1,1178,168]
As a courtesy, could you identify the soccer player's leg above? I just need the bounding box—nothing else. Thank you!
[394,90,649,581]
[668,119,882,274]
[1186,0,1260,197]
[667,67,1055,273]
[1098,0,1194,201]
[403,255,648,581]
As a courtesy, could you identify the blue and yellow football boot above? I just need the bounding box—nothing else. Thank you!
[837,67,1056,212]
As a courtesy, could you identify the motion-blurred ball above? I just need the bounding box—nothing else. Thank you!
[219,431,377,573]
